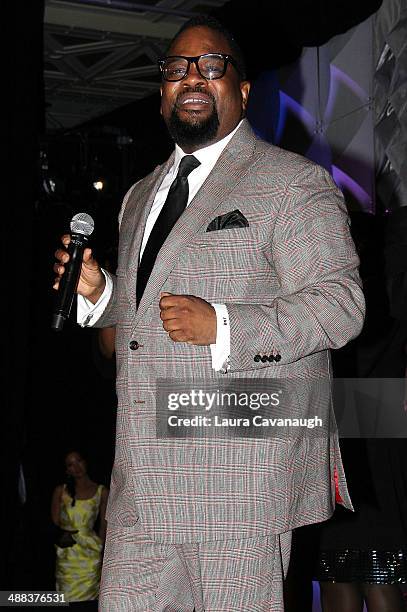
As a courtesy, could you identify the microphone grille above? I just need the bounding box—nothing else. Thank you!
[70,212,94,236]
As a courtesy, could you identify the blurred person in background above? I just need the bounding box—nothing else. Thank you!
[51,450,109,608]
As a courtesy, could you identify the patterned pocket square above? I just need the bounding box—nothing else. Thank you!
[206,209,249,231]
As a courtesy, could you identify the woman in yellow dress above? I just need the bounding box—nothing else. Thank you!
[51,450,109,604]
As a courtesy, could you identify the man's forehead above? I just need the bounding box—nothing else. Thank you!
[168,26,231,56]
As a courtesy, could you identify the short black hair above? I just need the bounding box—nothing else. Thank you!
[169,15,247,80]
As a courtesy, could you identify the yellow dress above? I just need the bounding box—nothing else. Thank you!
[55,484,103,602]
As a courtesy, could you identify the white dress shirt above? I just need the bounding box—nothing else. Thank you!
[77,121,244,371]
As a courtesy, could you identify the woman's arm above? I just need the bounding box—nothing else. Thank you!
[51,485,77,547]
[98,486,109,543]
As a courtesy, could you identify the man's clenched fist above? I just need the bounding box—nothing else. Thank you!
[159,293,216,346]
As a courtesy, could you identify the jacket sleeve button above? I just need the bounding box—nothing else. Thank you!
[274,354,281,362]
[129,340,139,350]
[254,354,261,362]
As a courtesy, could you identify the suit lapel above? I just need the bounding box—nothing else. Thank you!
[124,154,175,310]
[132,120,262,327]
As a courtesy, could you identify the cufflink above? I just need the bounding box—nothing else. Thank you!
[220,356,231,374]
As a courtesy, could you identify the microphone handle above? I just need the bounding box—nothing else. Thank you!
[51,233,89,331]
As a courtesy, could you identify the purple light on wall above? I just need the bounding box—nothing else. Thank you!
[275,92,287,145]
[332,165,373,211]
[276,91,316,144]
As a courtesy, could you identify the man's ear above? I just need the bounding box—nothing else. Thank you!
[240,81,251,112]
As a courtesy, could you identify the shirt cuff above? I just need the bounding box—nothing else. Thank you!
[210,303,231,373]
[77,269,113,327]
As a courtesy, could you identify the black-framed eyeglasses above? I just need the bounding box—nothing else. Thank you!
[158,53,239,82]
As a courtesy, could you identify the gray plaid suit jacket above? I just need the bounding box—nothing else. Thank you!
[95,120,365,544]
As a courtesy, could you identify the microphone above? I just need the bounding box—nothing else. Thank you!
[51,213,95,331]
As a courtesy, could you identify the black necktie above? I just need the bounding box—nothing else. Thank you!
[136,154,200,306]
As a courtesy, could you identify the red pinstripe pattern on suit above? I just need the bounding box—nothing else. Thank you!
[95,119,364,606]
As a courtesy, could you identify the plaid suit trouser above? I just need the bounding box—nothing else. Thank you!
[99,521,292,611]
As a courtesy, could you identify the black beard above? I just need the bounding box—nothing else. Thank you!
[167,91,220,150]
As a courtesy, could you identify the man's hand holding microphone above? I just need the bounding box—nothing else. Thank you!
[53,233,105,305]
[51,213,105,331]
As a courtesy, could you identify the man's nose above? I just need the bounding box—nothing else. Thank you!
[183,60,206,86]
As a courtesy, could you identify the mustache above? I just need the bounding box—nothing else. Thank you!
[174,87,216,107]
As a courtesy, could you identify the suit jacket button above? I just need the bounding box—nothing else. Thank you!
[129,340,139,350]
[261,355,268,363]
[254,354,261,362]
[268,355,274,362]
[274,354,281,362]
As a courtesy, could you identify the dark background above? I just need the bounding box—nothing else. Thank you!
[3,0,384,591]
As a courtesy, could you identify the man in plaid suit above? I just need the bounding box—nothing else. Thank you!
[54,15,365,612]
